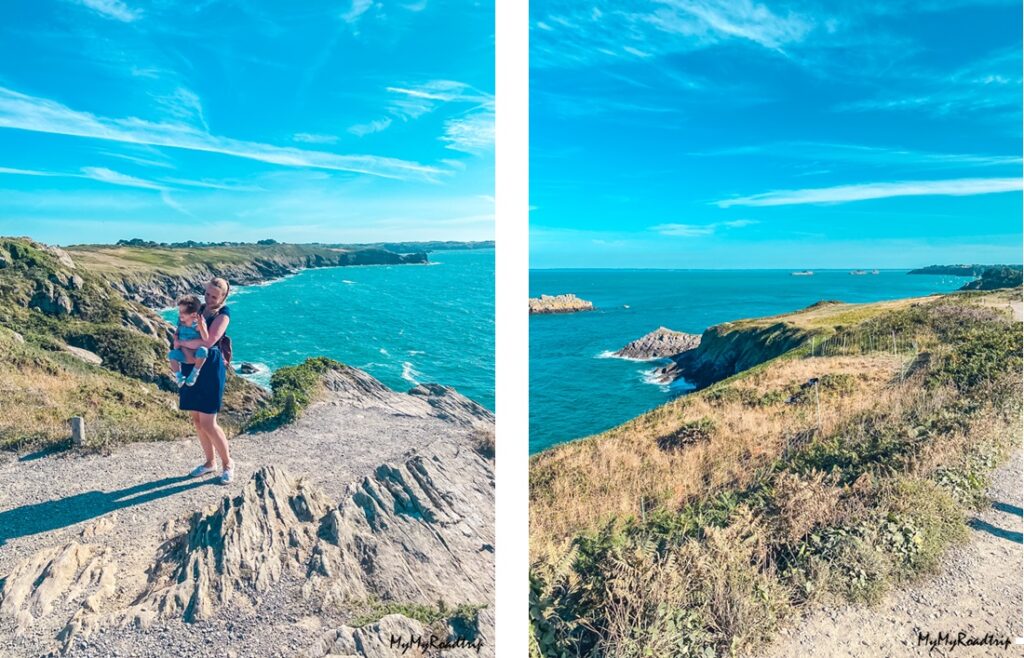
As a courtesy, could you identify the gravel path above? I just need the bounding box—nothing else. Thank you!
[753,452,1024,658]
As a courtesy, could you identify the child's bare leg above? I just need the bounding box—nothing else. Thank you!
[183,347,209,386]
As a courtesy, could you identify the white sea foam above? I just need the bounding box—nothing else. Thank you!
[401,361,421,385]
[379,347,390,356]
[595,350,657,363]
[342,280,356,284]
[408,349,426,356]
[235,362,272,389]
[640,368,670,391]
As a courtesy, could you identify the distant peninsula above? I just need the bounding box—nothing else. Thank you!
[908,263,1021,276]
[909,264,1023,291]
[529,294,594,315]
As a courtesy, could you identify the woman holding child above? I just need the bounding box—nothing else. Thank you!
[171,277,235,484]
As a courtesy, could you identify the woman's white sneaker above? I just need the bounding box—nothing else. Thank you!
[189,464,216,478]
[219,467,234,485]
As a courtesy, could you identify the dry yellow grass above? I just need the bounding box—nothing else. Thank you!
[0,332,193,450]
[530,353,910,560]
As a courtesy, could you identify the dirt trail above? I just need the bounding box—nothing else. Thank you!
[753,451,1024,658]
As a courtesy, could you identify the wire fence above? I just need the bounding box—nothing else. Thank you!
[805,331,920,359]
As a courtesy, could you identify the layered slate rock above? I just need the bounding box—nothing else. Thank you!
[614,327,701,360]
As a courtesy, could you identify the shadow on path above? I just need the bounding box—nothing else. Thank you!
[992,501,1023,517]
[968,518,1023,544]
[0,475,215,545]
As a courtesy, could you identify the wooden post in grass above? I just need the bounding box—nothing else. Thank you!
[70,416,85,447]
[815,380,822,432]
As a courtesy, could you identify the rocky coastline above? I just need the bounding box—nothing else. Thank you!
[529,293,594,315]
[68,244,428,309]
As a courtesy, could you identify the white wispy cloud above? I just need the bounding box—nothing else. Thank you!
[717,178,1023,207]
[81,166,163,190]
[652,219,759,236]
[532,0,815,68]
[79,167,190,214]
[649,0,813,51]
[153,87,209,132]
[386,80,493,120]
[292,132,339,144]
[348,117,392,137]
[691,141,1021,168]
[0,166,64,177]
[0,86,441,181]
[71,0,140,22]
[440,112,495,154]
[342,0,374,24]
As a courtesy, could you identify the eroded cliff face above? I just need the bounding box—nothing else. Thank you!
[656,321,814,388]
[0,367,495,657]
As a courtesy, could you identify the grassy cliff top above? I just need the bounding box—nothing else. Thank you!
[65,242,373,275]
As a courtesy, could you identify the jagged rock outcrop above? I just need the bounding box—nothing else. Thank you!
[614,327,701,360]
[309,437,493,609]
[529,293,594,315]
[0,542,116,634]
[320,367,494,429]
[129,467,334,626]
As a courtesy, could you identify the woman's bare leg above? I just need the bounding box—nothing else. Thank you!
[191,411,215,467]
[198,412,231,470]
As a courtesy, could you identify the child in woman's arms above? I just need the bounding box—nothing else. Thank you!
[169,295,209,387]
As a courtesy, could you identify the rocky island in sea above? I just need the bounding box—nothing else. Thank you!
[529,293,594,314]
[614,326,701,360]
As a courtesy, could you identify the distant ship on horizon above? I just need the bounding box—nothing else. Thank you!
[791,270,814,276]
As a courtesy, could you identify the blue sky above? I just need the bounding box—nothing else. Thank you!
[530,0,1023,269]
[0,0,493,245]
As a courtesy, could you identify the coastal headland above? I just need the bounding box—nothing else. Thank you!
[530,286,1022,657]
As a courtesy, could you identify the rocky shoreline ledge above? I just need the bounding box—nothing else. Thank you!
[614,326,701,360]
[529,293,594,315]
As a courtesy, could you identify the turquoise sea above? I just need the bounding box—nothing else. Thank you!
[162,249,494,410]
[529,269,973,454]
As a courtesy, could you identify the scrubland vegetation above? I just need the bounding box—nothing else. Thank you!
[530,289,1021,658]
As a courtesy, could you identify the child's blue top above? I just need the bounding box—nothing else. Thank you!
[177,319,202,341]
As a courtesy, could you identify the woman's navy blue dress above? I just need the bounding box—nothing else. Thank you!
[179,306,230,414]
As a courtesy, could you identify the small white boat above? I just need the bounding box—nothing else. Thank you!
[791,270,814,276]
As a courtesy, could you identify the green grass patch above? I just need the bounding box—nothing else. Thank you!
[244,357,346,432]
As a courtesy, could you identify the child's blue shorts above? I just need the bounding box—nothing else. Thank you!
[169,346,208,362]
